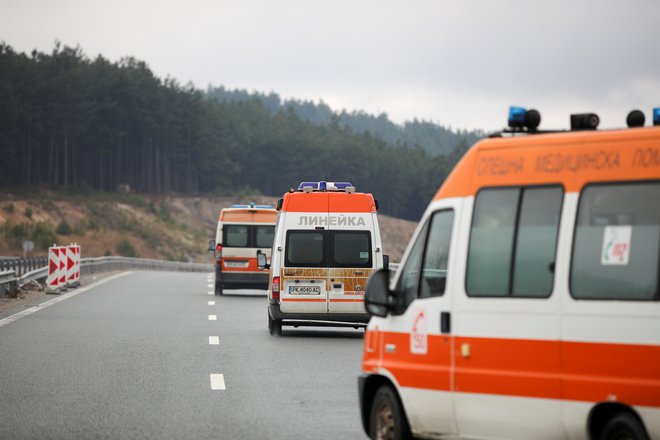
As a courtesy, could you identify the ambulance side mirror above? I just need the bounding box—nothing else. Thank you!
[207,239,215,253]
[257,250,270,270]
[365,269,391,318]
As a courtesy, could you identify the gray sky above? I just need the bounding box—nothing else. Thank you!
[2,0,659,131]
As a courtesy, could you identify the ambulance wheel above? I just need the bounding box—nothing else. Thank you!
[268,313,282,336]
[215,282,223,296]
[599,412,648,440]
[369,385,411,440]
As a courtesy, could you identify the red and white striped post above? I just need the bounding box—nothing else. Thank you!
[46,245,61,294]
[73,244,81,286]
[65,243,81,287]
[65,244,76,288]
[57,245,68,291]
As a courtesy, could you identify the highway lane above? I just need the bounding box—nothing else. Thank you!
[0,271,366,439]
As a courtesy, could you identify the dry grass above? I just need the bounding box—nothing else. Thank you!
[0,193,417,263]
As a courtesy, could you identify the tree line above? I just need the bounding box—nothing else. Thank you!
[0,42,474,220]
[207,86,484,155]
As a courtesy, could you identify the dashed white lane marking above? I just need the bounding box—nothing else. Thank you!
[0,272,132,329]
[207,284,213,288]
[209,336,219,345]
[208,301,215,305]
[210,374,226,390]
[208,291,214,296]
[208,315,217,321]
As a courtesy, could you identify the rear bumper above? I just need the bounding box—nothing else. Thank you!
[268,302,370,327]
[217,270,269,290]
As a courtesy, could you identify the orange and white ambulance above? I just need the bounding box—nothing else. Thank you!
[359,108,660,440]
[210,203,277,295]
[257,181,387,335]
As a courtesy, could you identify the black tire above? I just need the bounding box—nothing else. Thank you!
[268,313,282,336]
[369,385,412,440]
[599,413,648,440]
[215,281,223,296]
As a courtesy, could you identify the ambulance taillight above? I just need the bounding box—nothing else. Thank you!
[216,244,222,258]
[272,276,280,300]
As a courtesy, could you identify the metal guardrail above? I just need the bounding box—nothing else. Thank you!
[0,270,18,296]
[0,257,212,294]
[0,257,48,277]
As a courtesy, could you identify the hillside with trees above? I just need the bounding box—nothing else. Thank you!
[0,42,477,221]
[206,86,484,156]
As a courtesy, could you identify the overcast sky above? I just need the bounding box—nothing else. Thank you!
[2,0,659,132]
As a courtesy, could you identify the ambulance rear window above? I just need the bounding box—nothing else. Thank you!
[225,225,249,247]
[255,226,275,248]
[285,230,372,267]
[571,182,660,300]
[333,232,372,267]
[286,231,324,266]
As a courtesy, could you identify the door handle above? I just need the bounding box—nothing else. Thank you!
[440,311,451,334]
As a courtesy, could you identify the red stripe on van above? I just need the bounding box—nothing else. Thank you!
[281,298,326,303]
[367,332,660,407]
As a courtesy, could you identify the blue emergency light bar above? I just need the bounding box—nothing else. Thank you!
[297,181,354,191]
[508,106,527,127]
[231,203,273,209]
[508,106,541,130]
[654,108,660,126]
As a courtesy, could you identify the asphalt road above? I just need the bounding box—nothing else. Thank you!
[0,271,367,440]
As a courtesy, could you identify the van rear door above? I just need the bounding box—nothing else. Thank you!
[279,227,329,314]
[326,206,374,314]
[327,229,373,314]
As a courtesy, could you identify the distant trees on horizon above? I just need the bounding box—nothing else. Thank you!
[206,86,484,156]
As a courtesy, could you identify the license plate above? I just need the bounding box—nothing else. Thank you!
[289,285,321,295]
[225,261,248,268]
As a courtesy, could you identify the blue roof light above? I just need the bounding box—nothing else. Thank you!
[297,181,354,191]
[508,106,527,127]
[653,108,660,126]
[230,203,273,209]
[298,181,319,190]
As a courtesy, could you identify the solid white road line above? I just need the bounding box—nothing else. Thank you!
[208,301,215,305]
[208,315,217,321]
[210,374,226,390]
[0,272,132,329]
[209,336,219,345]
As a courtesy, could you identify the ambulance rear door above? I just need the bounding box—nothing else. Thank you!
[327,201,374,314]
[279,210,329,314]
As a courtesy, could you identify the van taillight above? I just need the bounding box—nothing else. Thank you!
[272,276,280,300]
[216,244,222,257]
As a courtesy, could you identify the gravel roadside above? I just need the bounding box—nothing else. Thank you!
[0,271,125,320]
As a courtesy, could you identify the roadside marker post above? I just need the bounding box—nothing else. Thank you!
[57,246,68,292]
[65,244,79,288]
[73,244,81,286]
[45,245,61,294]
